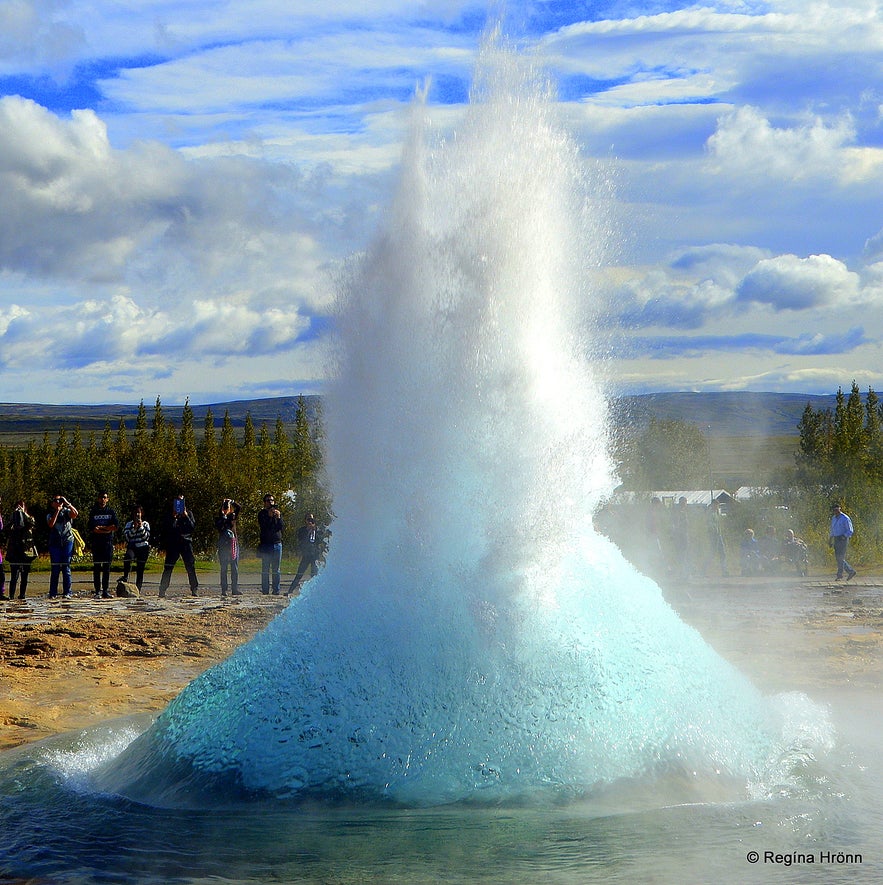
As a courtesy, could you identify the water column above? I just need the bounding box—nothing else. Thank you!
[96,43,802,809]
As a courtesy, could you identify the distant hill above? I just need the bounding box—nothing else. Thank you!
[0,391,833,443]
[0,396,321,442]
[612,391,836,438]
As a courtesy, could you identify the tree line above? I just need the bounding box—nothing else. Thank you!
[0,395,330,555]
[793,380,883,558]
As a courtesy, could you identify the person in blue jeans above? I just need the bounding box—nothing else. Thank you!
[257,493,284,595]
[47,494,79,599]
[829,502,856,580]
[215,497,241,596]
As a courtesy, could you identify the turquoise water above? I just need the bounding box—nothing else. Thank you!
[0,685,877,885]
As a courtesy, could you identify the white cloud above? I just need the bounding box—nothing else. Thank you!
[3,1,883,400]
[706,106,863,181]
[0,0,84,75]
[737,254,862,310]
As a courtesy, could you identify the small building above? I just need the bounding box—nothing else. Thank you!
[608,489,734,508]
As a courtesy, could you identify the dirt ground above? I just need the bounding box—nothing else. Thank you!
[0,571,287,750]
[0,568,880,753]
[663,571,883,695]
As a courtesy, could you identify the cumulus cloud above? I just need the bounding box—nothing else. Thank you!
[736,253,862,310]
[706,106,857,181]
[669,243,770,289]
[0,94,356,397]
[605,274,733,330]
[4,1,883,400]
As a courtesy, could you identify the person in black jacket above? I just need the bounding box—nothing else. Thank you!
[6,500,36,600]
[88,491,118,598]
[287,512,329,595]
[215,497,241,597]
[158,494,199,598]
[257,493,284,595]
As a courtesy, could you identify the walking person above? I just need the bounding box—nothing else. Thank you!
[829,502,856,581]
[288,511,329,595]
[88,491,118,598]
[47,495,79,599]
[122,505,151,591]
[7,500,36,599]
[215,497,241,597]
[257,493,284,595]
[157,494,199,598]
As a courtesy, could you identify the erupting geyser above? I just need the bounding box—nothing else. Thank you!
[96,42,820,808]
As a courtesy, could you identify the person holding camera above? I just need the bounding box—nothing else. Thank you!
[288,511,329,595]
[215,497,241,597]
[257,493,285,595]
[157,494,199,598]
[47,494,79,599]
[6,500,36,600]
[122,505,151,591]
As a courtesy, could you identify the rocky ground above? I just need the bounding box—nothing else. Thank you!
[0,573,287,750]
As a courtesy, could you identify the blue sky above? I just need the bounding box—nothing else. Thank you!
[1,0,882,404]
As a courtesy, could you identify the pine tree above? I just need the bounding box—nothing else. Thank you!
[200,407,218,477]
[179,397,198,481]
[115,418,129,458]
[134,400,148,448]
[152,396,166,442]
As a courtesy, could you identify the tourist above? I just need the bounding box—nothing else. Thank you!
[7,500,36,599]
[781,528,809,577]
[829,502,856,581]
[288,512,329,595]
[739,528,761,576]
[88,491,118,599]
[47,494,79,599]
[122,505,151,591]
[257,493,284,595]
[157,494,199,598]
[215,497,241,597]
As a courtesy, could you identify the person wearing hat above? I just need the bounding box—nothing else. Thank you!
[829,502,856,581]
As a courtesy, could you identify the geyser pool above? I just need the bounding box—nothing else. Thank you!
[94,40,828,808]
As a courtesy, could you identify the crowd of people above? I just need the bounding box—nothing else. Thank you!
[639,494,855,582]
[0,492,330,601]
[738,502,857,580]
